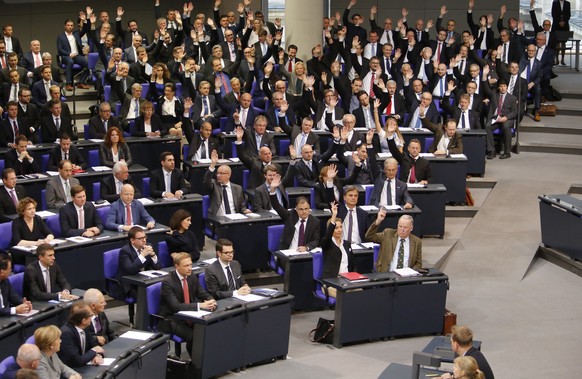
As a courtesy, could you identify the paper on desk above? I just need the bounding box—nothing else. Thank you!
[394,268,421,277]
[360,242,378,249]
[278,248,308,256]
[66,236,92,243]
[46,171,59,176]
[399,127,428,132]
[351,243,365,250]
[11,245,36,252]
[232,293,264,302]
[310,247,322,253]
[200,258,217,265]
[407,183,426,188]
[92,200,110,208]
[162,197,179,202]
[36,210,56,218]
[224,213,247,220]
[269,209,278,215]
[197,158,212,164]
[120,331,154,340]
[245,212,261,218]
[137,198,154,205]
[17,309,39,317]
[95,358,116,366]
[418,153,435,157]
[50,239,66,246]
[359,205,378,211]
[138,270,169,278]
[217,159,231,164]
[229,157,240,162]
[92,166,112,171]
[376,152,393,159]
[449,154,466,159]
[383,205,402,210]
[178,310,211,318]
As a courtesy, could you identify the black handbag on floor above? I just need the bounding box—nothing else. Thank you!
[309,317,335,344]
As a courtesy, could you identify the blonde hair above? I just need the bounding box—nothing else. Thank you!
[454,356,485,379]
[34,325,61,352]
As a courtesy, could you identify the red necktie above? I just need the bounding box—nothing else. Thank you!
[288,59,292,72]
[221,73,230,94]
[125,204,132,225]
[0,55,5,68]
[409,163,417,184]
[34,53,42,67]
[497,94,504,116]
[436,42,442,65]
[182,277,190,304]
[369,72,376,98]
[12,120,18,137]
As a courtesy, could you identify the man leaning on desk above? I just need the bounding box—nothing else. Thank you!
[105,184,155,232]
[365,210,422,272]
[159,252,216,358]
[205,238,251,299]
[23,243,78,302]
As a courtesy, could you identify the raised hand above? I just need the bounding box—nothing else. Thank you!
[330,201,338,218]
[447,80,456,92]
[469,0,474,10]
[270,174,281,190]
[366,128,374,144]
[117,6,124,17]
[352,151,361,165]
[402,7,408,18]
[279,100,289,114]
[427,19,434,29]
[373,98,381,109]
[371,5,378,15]
[210,149,219,167]
[214,0,221,8]
[215,75,222,89]
[184,97,193,109]
[235,125,244,140]
[327,164,338,180]
[500,4,506,17]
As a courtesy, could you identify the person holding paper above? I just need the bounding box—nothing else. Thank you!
[117,226,161,298]
[0,255,32,316]
[204,150,250,216]
[105,184,155,232]
[159,252,216,358]
[59,185,103,238]
[23,243,77,302]
[149,152,188,199]
[368,158,413,209]
[58,302,105,367]
[204,238,250,299]
[321,202,355,298]
[365,211,422,272]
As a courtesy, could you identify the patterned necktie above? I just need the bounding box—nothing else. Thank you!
[397,239,405,268]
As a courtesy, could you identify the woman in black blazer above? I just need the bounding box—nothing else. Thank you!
[314,162,362,209]
[98,126,132,167]
[165,209,200,263]
[132,100,166,137]
[320,202,355,297]
[11,197,54,247]
[156,82,189,138]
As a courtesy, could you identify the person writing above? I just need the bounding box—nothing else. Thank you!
[365,210,422,272]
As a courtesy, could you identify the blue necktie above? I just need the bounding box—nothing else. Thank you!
[203,96,209,115]
[439,78,444,96]
[526,61,531,83]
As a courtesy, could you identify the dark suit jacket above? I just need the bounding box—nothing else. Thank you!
[99,175,142,203]
[468,12,495,50]
[105,199,155,231]
[98,142,132,167]
[252,183,288,212]
[422,117,464,154]
[117,242,161,296]
[88,312,117,344]
[235,142,282,190]
[47,145,87,171]
[270,193,320,250]
[131,114,166,137]
[0,278,23,316]
[18,102,41,133]
[466,346,495,379]
[109,74,135,105]
[59,201,104,237]
[243,129,276,157]
[116,20,149,48]
[23,261,72,301]
[482,85,518,122]
[203,170,248,215]
[266,106,297,133]
[187,134,220,161]
[0,184,26,220]
[0,117,33,147]
[293,141,339,187]
[191,93,223,126]
[365,222,423,272]
[388,138,433,183]
[369,176,413,207]
[314,165,361,209]
[31,80,58,106]
[216,96,257,133]
[338,204,369,243]
[551,0,570,30]
[40,114,74,143]
[4,149,40,175]
[321,221,354,279]
[149,168,189,198]
[58,322,99,367]
[204,259,246,299]
[87,115,121,139]
[119,96,146,126]
[158,271,213,322]
[442,94,482,129]
[279,123,321,154]
[176,71,204,99]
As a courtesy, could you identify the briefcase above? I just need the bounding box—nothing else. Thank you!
[538,103,557,116]
[443,309,457,335]
[166,356,191,379]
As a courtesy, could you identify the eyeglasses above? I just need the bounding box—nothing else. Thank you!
[134,236,147,240]
[220,251,234,255]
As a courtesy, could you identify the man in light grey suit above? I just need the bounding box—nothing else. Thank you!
[204,238,250,299]
[45,160,80,209]
[123,34,142,64]
[203,150,250,216]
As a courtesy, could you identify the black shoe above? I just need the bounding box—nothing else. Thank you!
[551,72,558,79]
[499,153,511,159]
[486,152,496,159]
[561,60,566,65]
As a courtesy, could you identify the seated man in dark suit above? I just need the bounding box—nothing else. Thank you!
[100,161,142,203]
[87,102,120,139]
[365,211,422,272]
[336,129,380,185]
[421,115,464,156]
[84,288,116,346]
[1,343,41,379]
[269,175,320,252]
[280,116,321,155]
[442,92,481,130]
[5,135,39,176]
[387,133,433,184]
[59,185,103,238]
[31,65,57,107]
[106,184,155,232]
[253,164,289,212]
[291,127,341,188]
[23,243,78,302]
[205,238,251,299]
[0,255,32,316]
[40,100,75,143]
[58,302,104,367]
[0,101,35,148]
[117,226,161,298]
[243,115,276,158]
[369,158,414,209]
[450,325,495,379]
[149,152,189,199]
[158,252,216,357]
[186,121,220,162]
[338,185,370,244]
[204,150,250,216]
[47,134,86,172]
[0,168,27,221]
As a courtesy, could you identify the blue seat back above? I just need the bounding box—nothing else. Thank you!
[41,189,47,210]
[364,186,374,205]
[25,335,35,344]
[182,145,190,161]
[8,272,24,297]
[198,272,208,290]
[373,244,380,272]
[312,251,323,280]
[88,150,100,167]
[158,241,172,268]
[104,85,111,102]
[103,248,121,279]
[0,159,4,172]
[242,170,249,190]
[41,154,49,172]
[278,139,290,156]
[309,187,315,209]
[45,215,62,237]
[88,52,99,70]
[146,282,162,316]
[424,137,434,153]
[93,182,101,201]
[97,206,110,226]
[0,357,16,376]
[202,195,209,218]
[0,222,13,251]
[175,82,182,99]
[83,124,90,140]
[142,177,150,197]
[267,224,284,252]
